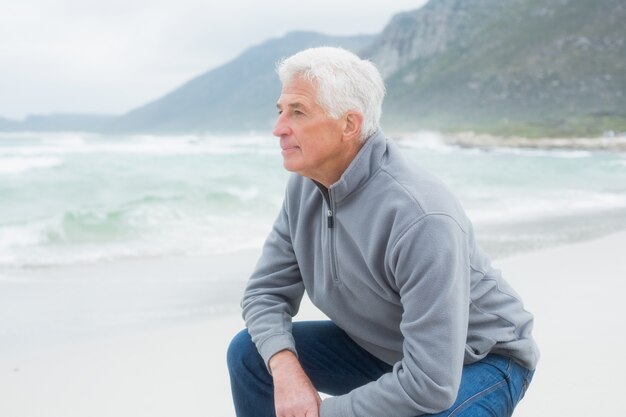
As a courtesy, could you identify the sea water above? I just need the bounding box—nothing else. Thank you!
[0,132,287,268]
[1,131,626,352]
[2,131,626,268]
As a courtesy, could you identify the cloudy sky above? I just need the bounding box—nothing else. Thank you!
[0,1,429,120]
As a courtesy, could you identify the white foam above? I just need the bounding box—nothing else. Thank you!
[226,186,260,202]
[0,223,47,249]
[0,206,273,268]
[395,132,596,159]
[0,156,64,174]
[487,147,592,159]
[0,220,61,267]
[395,131,456,153]
[0,133,277,158]
[40,134,87,146]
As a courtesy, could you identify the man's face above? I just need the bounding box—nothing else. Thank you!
[273,77,345,181]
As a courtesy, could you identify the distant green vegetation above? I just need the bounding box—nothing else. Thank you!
[383,111,626,138]
[377,0,626,138]
[442,116,626,139]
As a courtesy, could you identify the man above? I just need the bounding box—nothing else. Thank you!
[227,47,539,417]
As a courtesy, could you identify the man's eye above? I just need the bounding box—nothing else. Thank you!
[294,110,304,116]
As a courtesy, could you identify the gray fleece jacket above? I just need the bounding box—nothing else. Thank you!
[241,130,539,417]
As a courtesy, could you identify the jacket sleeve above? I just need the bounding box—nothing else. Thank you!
[241,193,305,371]
[321,214,470,417]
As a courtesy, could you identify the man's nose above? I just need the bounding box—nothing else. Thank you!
[272,113,291,137]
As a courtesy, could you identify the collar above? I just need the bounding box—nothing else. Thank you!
[325,129,387,203]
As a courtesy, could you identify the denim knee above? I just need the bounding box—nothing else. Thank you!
[227,329,276,416]
[227,329,255,372]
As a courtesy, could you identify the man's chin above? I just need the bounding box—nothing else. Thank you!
[282,159,296,171]
[282,155,302,171]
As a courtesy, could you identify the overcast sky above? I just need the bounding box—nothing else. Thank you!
[0,1,429,120]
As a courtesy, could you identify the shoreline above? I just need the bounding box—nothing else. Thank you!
[392,130,626,151]
[446,132,626,151]
[1,230,626,416]
[3,129,626,151]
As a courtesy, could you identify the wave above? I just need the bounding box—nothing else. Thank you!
[0,133,279,158]
[483,147,592,159]
[394,131,597,158]
[395,131,457,153]
[2,131,625,268]
[0,196,274,267]
[0,131,611,160]
[0,156,64,174]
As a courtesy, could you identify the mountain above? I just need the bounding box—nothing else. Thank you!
[2,0,624,137]
[0,32,372,134]
[0,117,19,131]
[368,0,626,136]
[107,31,374,134]
[0,114,117,132]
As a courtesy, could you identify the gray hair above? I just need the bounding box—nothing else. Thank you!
[276,47,385,141]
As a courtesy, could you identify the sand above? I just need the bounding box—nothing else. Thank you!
[2,231,626,416]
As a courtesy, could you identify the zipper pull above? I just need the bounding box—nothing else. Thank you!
[327,209,334,228]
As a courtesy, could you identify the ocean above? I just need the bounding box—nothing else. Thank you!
[1,131,626,353]
[2,131,626,267]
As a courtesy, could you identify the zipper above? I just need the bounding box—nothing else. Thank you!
[327,188,340,284]
[314,181,340,284]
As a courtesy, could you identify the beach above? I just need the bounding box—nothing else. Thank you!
[2,230,625,417]
[2,132,626,416]
[2,0,625,413]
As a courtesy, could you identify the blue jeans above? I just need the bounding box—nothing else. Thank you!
[227,321,534,417]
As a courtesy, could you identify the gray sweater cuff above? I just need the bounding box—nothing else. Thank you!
[257,332,298,372]
[320,395,350,417]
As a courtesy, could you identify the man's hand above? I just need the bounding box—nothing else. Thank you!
[270,350,322,417]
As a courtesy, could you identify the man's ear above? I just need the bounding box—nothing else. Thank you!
[342,111,363,142]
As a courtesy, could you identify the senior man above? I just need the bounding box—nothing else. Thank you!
[227,47,539,417]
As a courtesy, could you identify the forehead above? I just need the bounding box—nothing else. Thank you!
[277,77,319,108]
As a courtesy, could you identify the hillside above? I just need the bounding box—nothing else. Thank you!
[107,32,374,133]
[370,0,626,136]
[0,114,116,133]
[2,0,624,137]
